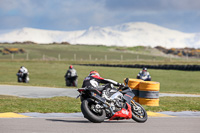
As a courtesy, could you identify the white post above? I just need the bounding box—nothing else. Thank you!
[186,52,188,61]
[105,55,107,61]
[89,54,91,61]
[121,55,123,61]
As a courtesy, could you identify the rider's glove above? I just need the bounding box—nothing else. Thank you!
[117,83,124,87]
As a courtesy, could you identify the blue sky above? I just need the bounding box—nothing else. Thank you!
[0,0,200,33]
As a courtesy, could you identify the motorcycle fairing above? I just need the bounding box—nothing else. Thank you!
[109,103,132,120]
[91,92,106,103]
[123,92,135,104]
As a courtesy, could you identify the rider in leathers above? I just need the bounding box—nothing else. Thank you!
[82,70,132,120]
[65,65,78,87]
[82,70,121,89]
[17,66,29,83]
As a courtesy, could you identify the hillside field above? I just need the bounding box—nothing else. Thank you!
[0,44,200,63]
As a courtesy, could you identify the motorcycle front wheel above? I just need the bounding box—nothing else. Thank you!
[81,98,106,123]
[131,100,148,123]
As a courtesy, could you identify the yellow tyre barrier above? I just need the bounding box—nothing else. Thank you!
[126,78,143,89]
[124,78,143,103]
[139,81,160,91]
[139,98,159,106]
[139,81,160,106]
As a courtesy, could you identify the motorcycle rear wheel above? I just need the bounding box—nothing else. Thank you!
[81,98,106,123]
[131,101,148,123]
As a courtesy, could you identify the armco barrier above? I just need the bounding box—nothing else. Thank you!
[78,64,200,71]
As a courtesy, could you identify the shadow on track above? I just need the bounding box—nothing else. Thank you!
[46,119,136,123]
[46,119,90,123]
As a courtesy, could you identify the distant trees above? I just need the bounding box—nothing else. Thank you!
[0,41,71,55]
[155,46,200,58]
[0,41,71,45]
[0,48,25,55]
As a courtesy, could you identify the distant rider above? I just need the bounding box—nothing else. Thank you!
[82,70,132,119]
[17,66,29,83]
[65,65,78,87]
[137,67,151,81]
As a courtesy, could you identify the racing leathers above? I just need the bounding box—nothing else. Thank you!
[65,68,78,87]
[82,74,121,89]
[17,66,29,83]
[137,71,151,81]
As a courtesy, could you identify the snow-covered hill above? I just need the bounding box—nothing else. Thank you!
[0,22,199,48]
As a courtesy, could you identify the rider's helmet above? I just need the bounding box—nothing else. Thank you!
[69,65,73,69]
[142,67,147,71]
[89,70,100,77]
[142,67,147,75]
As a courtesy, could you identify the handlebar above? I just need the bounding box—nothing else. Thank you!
[118,83,129,91]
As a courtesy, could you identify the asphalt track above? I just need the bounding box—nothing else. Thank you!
[0,85,79,98]
[1,84,200,98]
[0,85,200,133]
[0,117,200,133]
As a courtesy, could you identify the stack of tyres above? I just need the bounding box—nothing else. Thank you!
[124,78,143,102]
[139,81,160,106]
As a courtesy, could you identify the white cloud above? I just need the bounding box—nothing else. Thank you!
[105,0,200,11]
[0,0,200,32]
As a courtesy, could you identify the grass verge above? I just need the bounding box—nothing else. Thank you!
[144,97,200,112]
[0,95,199,113]
[0,95,81,113]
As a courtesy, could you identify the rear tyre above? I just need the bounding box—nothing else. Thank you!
[73,79,78,87]
[81,98,106,123]
[131,101,148,123]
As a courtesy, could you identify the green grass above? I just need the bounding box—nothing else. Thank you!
[0,44,199,113]
[0,60,200,94]
[1,44,200,63]
[144,97,200,112]
[0,95,199,113]
[0,95,81,113]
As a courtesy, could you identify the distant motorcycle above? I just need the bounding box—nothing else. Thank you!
[77,83,148,123]
[138,74,151,81]
[65,76,78,87]
[16,72,29,83]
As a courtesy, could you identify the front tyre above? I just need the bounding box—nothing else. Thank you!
[81,98,106,123]
[131,101,148,123]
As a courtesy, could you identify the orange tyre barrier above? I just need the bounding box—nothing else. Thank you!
[124,78,143,103]
[139,98,159,106]
[139,81,160,106]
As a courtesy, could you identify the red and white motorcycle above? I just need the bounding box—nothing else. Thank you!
[77,83,148,123]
